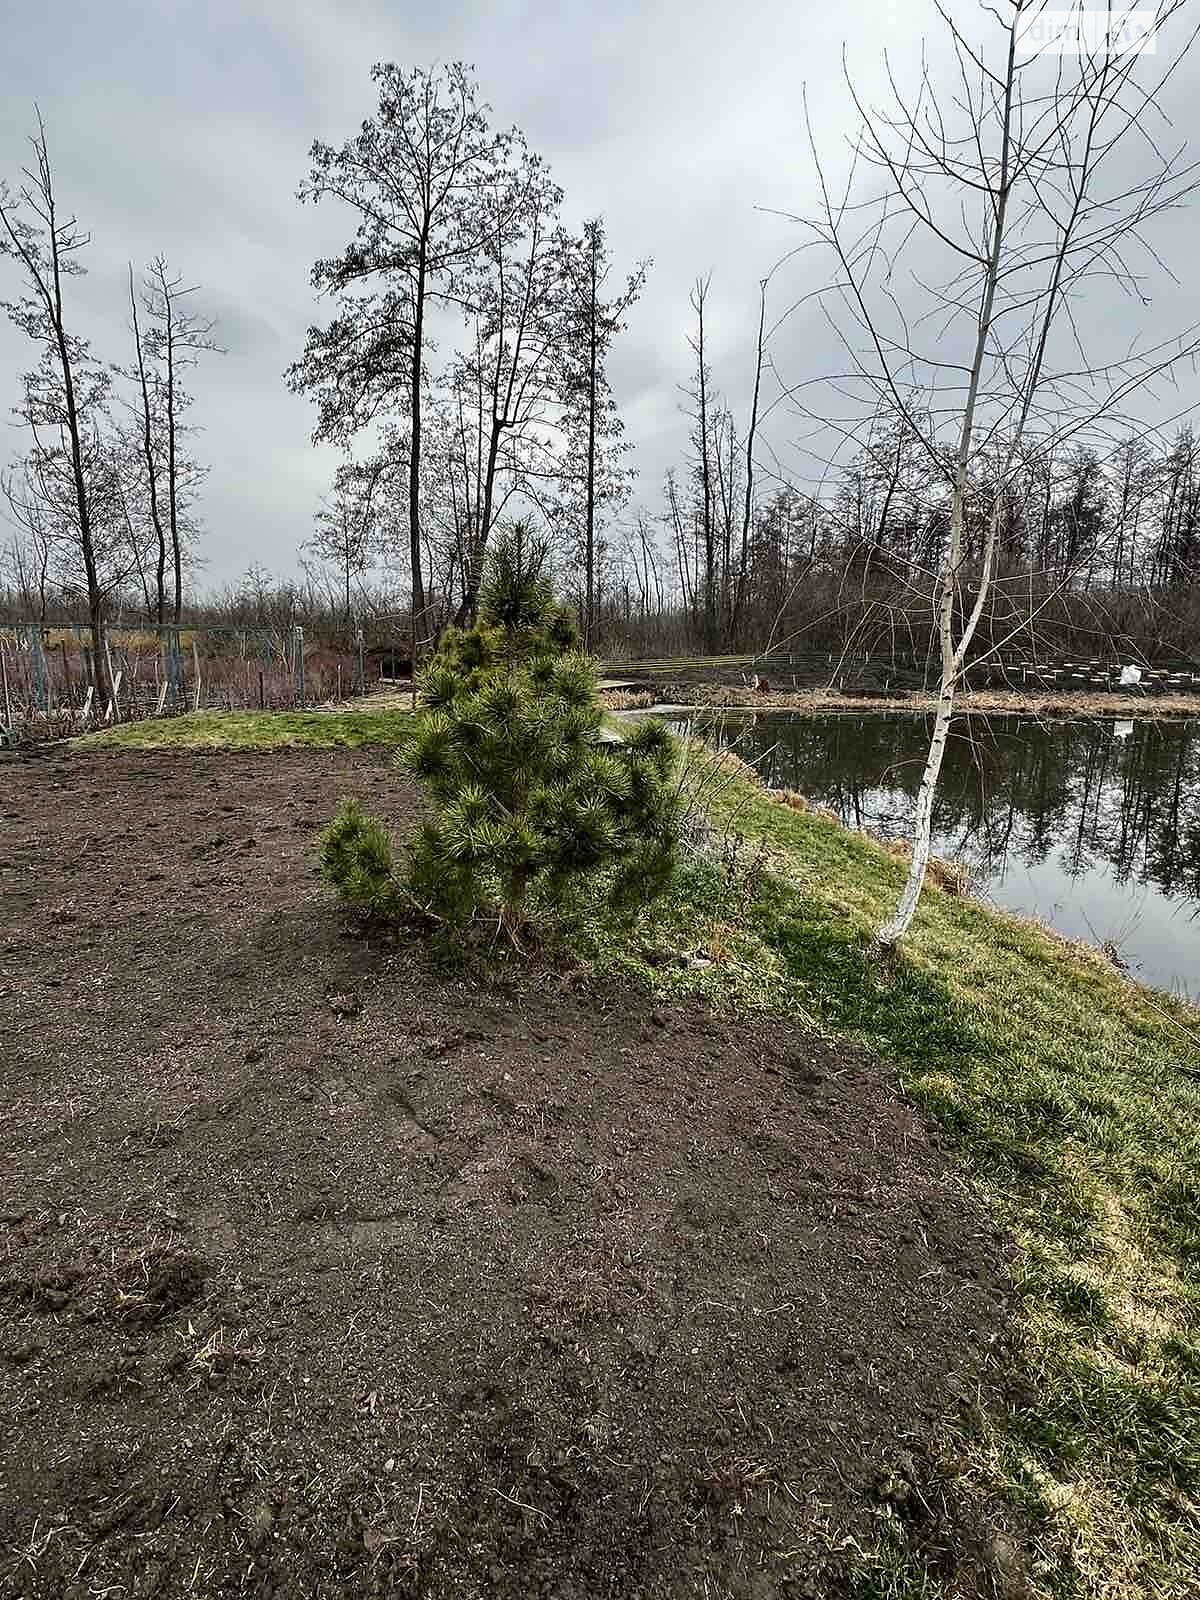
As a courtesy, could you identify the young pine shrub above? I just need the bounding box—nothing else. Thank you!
[318,798,402,917]
[320,527,679,945]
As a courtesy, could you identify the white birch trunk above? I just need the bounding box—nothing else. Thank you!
[877,663,956,946]
[877,484,962,947]
[878,493,999,948]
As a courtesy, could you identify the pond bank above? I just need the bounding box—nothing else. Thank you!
[668,747,1200,1596]
[652,707,1200,998]
[628,683,1200,718]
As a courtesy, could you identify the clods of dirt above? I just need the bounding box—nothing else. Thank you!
[0,748,1018,1597]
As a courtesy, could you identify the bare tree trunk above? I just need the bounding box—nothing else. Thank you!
[453,416,505,627]
[732,280,766,644]
[409,232,429,648]
[164,290,183,624]
[584,234,598,649]
[129,265,167,624]
[875,20,1017,947]
[691,278,716,653]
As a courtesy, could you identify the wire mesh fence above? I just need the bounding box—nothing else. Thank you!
[0,622,396,743]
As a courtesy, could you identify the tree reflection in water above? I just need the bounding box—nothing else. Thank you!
[680,711,1200,999]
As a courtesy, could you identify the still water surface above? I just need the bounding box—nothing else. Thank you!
[676,710,1200,1000]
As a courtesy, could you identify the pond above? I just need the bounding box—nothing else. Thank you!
[670,709,1200,1001]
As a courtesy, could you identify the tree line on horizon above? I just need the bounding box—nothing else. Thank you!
[6,417,1199,669]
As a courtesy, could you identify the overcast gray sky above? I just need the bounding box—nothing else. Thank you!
[3,0,1198,591]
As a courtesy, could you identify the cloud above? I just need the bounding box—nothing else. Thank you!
[2,0,1197,590]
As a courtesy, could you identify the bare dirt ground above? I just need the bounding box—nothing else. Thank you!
[1,747,1015,1598]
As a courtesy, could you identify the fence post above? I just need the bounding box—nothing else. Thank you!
[293,625,305,707]
[104,670,124,725]
[161,627,186,710]
[104,641,118,720]
[26,626,50,713]
[355,627,365,696]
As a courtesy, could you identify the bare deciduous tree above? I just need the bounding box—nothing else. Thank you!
[124,263,169,623]
[558,217,648,646]
[302,458,384,626]
[687,275,718,652]
[450,153,572,625]
[291,63,517,651]
[731,278,768,642]
[0,111,112,690]
[140,255,219,623]
[789,0,1200,948]
[1,464,54,623]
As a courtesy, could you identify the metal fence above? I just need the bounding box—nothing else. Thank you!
[0,622,381,741]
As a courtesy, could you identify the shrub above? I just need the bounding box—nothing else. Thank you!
[318,797,401,915]
[320,527,679,944]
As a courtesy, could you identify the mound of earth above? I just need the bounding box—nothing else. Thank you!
[1,748,1014,1597]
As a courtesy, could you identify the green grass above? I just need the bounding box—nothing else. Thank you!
[590,750,1200,1597]
[79,708,412,751]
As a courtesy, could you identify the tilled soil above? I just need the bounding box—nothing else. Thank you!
[1,747,1014,1599]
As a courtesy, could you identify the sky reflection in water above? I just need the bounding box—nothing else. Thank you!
[681,710,1200,1001]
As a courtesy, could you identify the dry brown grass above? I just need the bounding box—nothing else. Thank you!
[598,688,656,711]
[881,838,973,897]
[767,788,838,822]
[675,684,1200,718]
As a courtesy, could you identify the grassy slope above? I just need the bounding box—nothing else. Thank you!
[69,711,1200,1595]
[604,756,1200,1599]
[78,709,411,752]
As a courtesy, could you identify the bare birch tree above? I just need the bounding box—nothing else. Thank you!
[788,0,1200,947]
